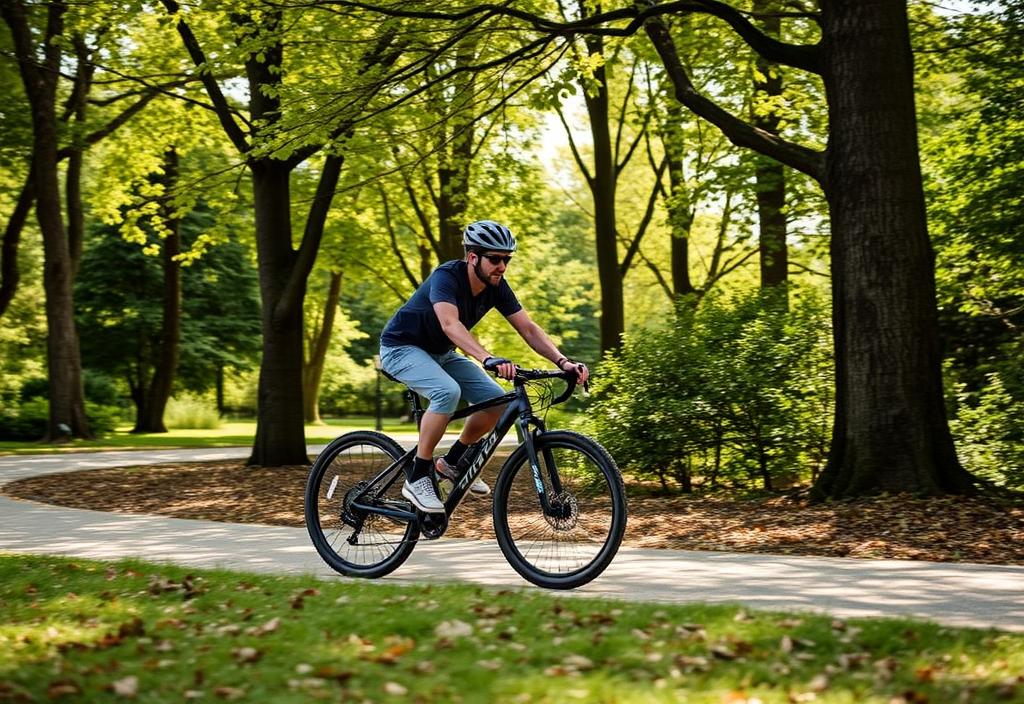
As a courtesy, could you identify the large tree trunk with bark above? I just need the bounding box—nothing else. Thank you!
[3,0,91,441]
[811,0,973,498]
[248,161,309,466]
[134,149,182,433]
[303,271,342,424]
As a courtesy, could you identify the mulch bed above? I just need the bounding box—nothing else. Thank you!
[4,457,1023,566]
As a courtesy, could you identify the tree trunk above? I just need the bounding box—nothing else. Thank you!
[248,161,309,466]
[581,33,625,355]
[811,0,973,498]
[0,167,33,317]
[3,0,92,441]
[303,271,342,424]
[436,38,478,263]
[134,148,182,434]
[661,105,696,300]
[752,0,788,294]
[216,366,225,416]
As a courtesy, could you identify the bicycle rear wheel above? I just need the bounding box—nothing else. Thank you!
[305,431,419,578]
[492,430,627,589]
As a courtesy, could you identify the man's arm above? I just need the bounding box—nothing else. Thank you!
[507,309,590,383]
[434,302,490,360]
[433,301,516,379]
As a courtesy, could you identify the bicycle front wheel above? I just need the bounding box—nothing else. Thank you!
[493,430,627,589]
[305,431,419,579]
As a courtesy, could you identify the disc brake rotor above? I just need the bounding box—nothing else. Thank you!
[544,491,579,530]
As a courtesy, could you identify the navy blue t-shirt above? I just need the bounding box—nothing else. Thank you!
[381,260,522,354]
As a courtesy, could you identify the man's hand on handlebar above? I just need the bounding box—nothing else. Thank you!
[557,357,590,386]
[483,356,518,380]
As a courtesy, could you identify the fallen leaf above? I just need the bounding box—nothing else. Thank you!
[110,676,139,698]
[563,655,594,671]
[383,682,408,696]
[213,686,246,700]
[434,620,473,639]
[47,680,81,698]
[232,647,262,664]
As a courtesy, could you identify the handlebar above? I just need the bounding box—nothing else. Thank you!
[489,367,587,406]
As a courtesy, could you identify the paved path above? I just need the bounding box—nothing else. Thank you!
[2,447,1023,632]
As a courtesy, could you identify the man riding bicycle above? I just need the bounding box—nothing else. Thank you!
[379,220,589,514]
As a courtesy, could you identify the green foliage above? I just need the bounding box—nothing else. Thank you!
[0,397,120,441]
[75,213,261,407]
[915,2,1024,485]
[164,393,222,430]
[587,289,832,493]
[949,371,1024,491]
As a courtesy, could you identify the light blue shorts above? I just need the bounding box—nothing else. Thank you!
[378,345,506,414]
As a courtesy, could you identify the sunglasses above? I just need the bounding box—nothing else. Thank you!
[477,253,513,265]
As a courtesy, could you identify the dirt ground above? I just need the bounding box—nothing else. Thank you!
[4,456,1023,566]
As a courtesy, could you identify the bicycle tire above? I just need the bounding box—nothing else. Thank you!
[305,431,419,578]
[492,430,627,589]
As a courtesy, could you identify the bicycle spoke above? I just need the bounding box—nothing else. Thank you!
[495,434,624,586]
[305,432,418,578]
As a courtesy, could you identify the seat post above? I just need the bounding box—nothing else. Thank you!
[405,389,425,430]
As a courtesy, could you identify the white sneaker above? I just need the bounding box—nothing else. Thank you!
[436,457,490,497]
[402,476,445,513]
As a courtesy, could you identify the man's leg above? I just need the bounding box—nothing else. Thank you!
[417,411,451,463]
[435,352,507,495]
[379,345,461,513]
[458,406,503,445]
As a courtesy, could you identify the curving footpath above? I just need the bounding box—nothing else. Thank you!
[2,446,1023,632]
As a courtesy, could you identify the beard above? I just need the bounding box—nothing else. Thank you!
[474,260,501,288]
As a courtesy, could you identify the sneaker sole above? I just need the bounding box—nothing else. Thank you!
[401,486,446,514]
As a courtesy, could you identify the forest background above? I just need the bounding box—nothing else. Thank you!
[1,0,1021,501]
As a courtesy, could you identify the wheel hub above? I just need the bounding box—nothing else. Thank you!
[341,480,370,528]
[544,491,579,530]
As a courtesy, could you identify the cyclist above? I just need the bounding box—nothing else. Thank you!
[379,220,589,514]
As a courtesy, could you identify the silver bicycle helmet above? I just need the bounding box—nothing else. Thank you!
[462,220,517,253]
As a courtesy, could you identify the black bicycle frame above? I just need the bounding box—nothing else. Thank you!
[350,379,563,524]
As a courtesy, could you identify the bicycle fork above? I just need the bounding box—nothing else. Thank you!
[518,417,566,517]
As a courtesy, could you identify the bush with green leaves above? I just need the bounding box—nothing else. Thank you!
[587,290,832,493]
[949,371,1024,491]
[164,393,222,430]
[0,397,121,441]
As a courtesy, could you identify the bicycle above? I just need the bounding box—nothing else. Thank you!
[304,366,627,589]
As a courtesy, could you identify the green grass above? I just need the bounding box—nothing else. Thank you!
[0,418,420,456]
[1,554,1021,703]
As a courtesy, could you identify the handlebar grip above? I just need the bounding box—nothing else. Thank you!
[483,356,512,372]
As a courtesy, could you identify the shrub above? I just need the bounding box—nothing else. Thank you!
[0,398,122,440]
[950,371,1024,491]
[164,393,222,430]
[0,397,49,441]
[587,289,833,493]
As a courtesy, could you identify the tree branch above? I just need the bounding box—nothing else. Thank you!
[277,154,346,323]
[302,0,820,71]
[380,185,421,289]
[554,100,594,186]
[619,153,669,275]
[160,0,250,153]
[644,15,824,183]
[0,165,33,318]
